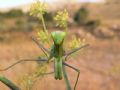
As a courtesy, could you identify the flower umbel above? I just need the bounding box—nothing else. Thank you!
[30,0,46,16]
[54,9,68,28]
[37,30,50,43]
[69,35,86,49]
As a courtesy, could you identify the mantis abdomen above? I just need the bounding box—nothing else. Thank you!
[54,58,72,90]
[54,58,63,80]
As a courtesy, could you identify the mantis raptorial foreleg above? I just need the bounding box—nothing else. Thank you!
[63,62,80,90]
[0,58,48,71]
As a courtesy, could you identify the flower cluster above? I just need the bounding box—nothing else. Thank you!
[54,9,68,28]
[30,0,46,17]
[69,35,86,49]
[37,30,50,43]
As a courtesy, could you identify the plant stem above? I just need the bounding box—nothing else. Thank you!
[41,15,47,32]
[40,14,51,44]
[0,75,20,90]
[63,66,72,90]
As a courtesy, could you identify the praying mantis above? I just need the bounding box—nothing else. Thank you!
[0,30,89,90]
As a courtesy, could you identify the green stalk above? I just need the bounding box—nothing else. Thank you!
[0,75,20,90]
[40,15,47,32]
[40,14,51,44]
[41,1,47,33]
[63,66,72,90]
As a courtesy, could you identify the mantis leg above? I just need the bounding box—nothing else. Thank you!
[63,62,80,90]
[31,36,50,57]
[0,58,48,71]
[64,44,89,57]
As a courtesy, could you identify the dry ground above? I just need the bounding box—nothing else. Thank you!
[0,29,120,90]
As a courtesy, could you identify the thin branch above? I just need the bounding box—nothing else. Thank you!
[43,71,54,75]
[40,14,47,32]
[35,72,54,78]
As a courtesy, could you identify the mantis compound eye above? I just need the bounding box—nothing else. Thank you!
[51,31,66,45]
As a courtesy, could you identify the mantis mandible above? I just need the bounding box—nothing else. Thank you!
[0,31,89,90]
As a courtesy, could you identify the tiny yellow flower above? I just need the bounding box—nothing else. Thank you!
[69,35,85,49]
[30,0,46,16]
[37,30,49,43]
[54,9,68,28]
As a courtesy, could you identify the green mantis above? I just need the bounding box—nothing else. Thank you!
[49,31,66,80]
[0,31,89,90]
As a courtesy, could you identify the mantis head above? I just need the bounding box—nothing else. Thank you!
[51,31,66,45]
